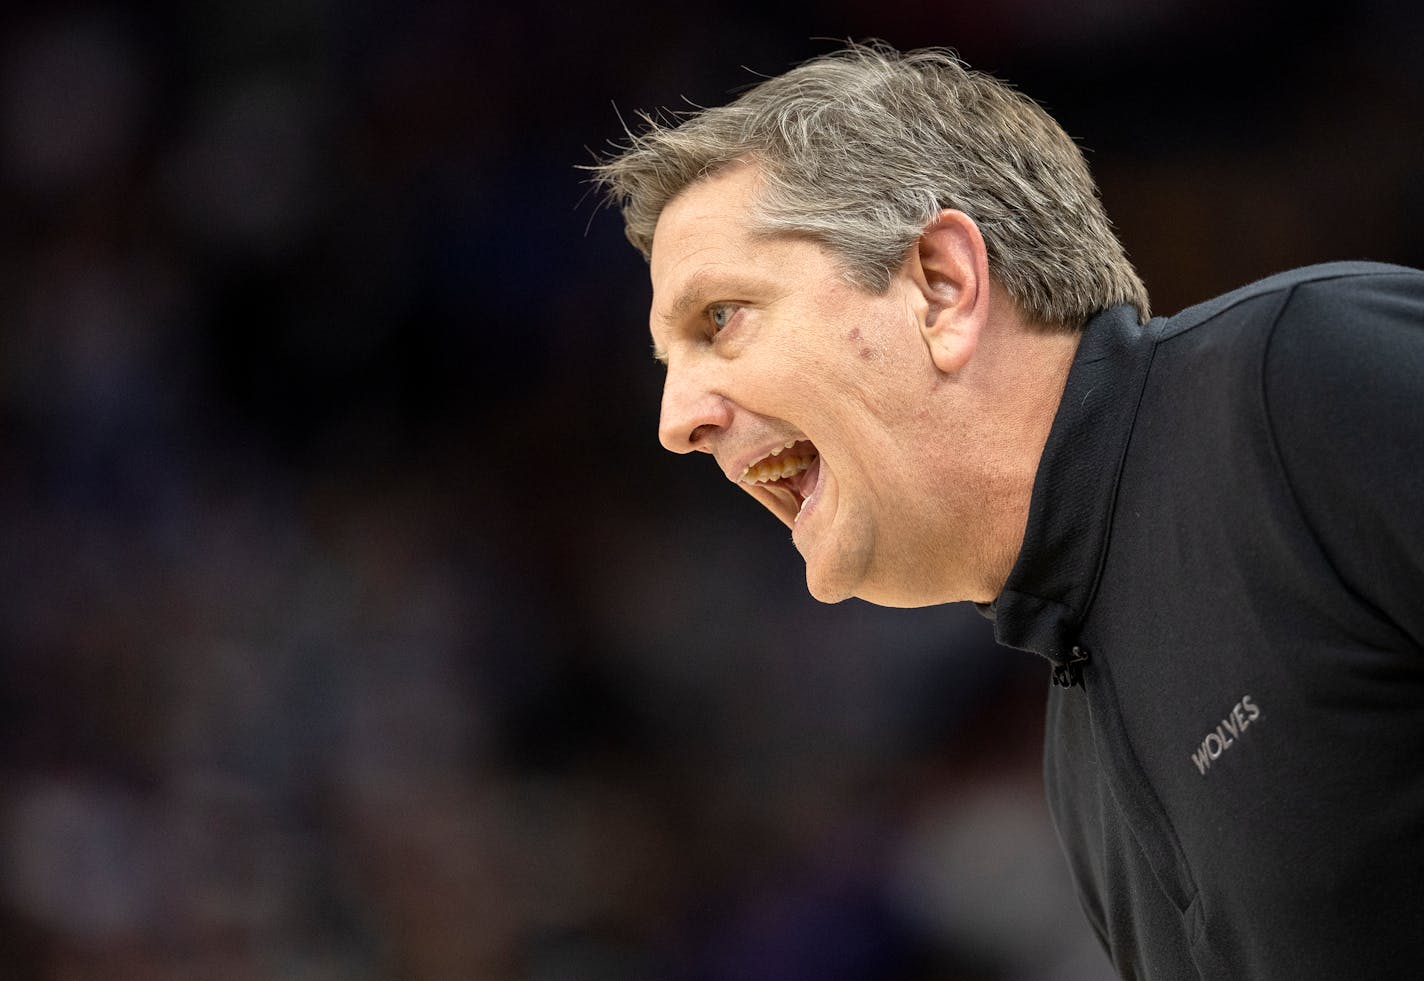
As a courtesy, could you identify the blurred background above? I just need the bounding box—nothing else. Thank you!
[0,1,1420,978]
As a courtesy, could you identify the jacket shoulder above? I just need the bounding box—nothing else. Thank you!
[1155,261,1423,341]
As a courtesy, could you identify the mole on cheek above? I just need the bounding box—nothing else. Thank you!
[847,326,874,360]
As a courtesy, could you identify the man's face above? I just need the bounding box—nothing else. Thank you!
[648,164,971,606]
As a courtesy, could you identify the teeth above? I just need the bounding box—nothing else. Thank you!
[740,447,815,484]
[742,456,813,484]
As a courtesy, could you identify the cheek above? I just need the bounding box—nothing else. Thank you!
[843,328,923,409]
[852,293,922,362]
[844,326,876,362]
[780,296,922,416]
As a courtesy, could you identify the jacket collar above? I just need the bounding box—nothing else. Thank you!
[983,304,1158,666]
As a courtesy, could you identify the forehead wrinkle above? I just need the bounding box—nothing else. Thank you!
[647,171,777,362]
[657,249,786,323]
[648,261,730,364]
[658,266,722,327]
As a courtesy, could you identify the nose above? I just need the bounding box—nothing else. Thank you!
[658,362,731,454]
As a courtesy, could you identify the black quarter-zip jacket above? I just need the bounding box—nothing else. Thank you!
[986,262,1424,979]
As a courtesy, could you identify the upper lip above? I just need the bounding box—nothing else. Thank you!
[725,436,806,484]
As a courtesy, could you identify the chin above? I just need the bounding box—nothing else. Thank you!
[804,573,855,605]
[798,520,959,608]
[798,542,865,605]
[804,574,942,608]
[805,555,969,609]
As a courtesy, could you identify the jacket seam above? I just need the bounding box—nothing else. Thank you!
[1258,284,1372,611]
[1076,318,1162,632]
[1158,264,1411,342]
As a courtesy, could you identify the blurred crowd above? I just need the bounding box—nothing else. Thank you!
[0,1,1419,979]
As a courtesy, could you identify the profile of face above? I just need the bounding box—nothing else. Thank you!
[648,164,999,607]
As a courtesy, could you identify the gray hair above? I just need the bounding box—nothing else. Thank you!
[588,42,1149,327]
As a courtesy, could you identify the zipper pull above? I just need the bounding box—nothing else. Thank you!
[1051,645,1091,688]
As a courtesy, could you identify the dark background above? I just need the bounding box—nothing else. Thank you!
[0,1,1420,979]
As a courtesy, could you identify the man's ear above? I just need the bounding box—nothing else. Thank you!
[910,209,991,374]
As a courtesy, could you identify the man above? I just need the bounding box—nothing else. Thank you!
[590,42,1424,979]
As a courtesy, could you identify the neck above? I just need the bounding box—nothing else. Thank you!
[961,309,1082,600]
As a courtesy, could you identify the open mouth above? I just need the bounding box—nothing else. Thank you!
[738,439,821,523]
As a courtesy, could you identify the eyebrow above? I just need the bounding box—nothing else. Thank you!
[651,269,775,365]
[658,271,718,330]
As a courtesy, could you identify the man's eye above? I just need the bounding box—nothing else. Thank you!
[708,303,737,331]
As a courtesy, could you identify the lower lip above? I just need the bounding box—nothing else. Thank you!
[792,457,823,534]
